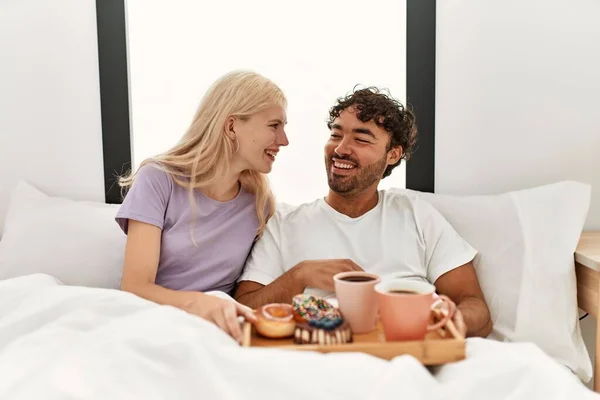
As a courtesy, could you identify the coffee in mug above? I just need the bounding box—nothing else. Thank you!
[340,276,377,283]
[375,279,454,341]
[333,272,381,334]
[388,290,417,295]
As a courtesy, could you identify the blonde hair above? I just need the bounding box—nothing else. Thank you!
[119,70,286,239]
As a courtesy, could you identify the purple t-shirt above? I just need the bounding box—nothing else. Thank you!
[115,164,259,295]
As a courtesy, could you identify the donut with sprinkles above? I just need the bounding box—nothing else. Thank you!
[292,294,343,329]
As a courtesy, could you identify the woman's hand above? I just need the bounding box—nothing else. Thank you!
[190,293,257,343]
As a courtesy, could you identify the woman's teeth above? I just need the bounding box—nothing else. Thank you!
[265,150,277,159]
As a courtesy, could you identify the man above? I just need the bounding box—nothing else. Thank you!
[235,87,492,338]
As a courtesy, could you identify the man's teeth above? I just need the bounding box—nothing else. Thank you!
[333,161,355,169]
[265,150,276,158]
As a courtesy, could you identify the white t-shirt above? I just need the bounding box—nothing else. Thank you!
[239,190,477,297]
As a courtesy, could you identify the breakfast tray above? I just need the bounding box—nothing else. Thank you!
[241,311,466,365]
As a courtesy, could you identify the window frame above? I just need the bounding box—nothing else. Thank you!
[96,0,436,203]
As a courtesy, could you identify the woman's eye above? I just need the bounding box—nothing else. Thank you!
[270,124,280,129]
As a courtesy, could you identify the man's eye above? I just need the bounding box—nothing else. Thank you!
[357,139,370,143]
[330,134,341,139]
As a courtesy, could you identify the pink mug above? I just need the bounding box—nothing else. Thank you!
[374,279,455,341]
[333,271,381,334]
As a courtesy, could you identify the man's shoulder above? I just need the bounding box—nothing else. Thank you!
[259,198,323,238]
[273,198,324,222]
[379,189,444,222]
[382,189,456,233]
[380,188,423,209]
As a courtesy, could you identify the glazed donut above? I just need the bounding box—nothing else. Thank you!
[254,303,295,338]
[291,294,343,329]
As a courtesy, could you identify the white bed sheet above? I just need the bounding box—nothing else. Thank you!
[0,274,597,400]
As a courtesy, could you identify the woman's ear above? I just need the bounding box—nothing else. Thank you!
[225,116,236,139]
[387,146,403,165]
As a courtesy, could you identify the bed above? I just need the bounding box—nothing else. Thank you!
[0,180,599,399]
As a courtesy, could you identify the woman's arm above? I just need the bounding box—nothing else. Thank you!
[121,220,255,342]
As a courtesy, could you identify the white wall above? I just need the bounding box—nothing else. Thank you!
[436,0,600,229]
[0,0,105,233]
[436,0,600,387]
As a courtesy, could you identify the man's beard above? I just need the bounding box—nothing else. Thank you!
[326,154,388,195]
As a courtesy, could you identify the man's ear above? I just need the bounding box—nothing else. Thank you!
[387,146,403,165]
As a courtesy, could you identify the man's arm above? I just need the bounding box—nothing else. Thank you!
[235,268,305,310]
[235,259,363,309]
[434,261,492,338]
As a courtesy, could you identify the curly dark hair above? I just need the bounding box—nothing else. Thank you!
[326,87,418,178]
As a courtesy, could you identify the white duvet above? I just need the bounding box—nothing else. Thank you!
[0,274,597,400]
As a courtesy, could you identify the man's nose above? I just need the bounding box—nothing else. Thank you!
[334,139,351,156]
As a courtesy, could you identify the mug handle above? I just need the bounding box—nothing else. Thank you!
[426,294,456,332]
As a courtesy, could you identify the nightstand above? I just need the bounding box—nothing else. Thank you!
[574,231,600,391]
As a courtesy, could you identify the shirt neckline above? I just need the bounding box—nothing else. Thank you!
[318,190,384,221]
[195,183,245,207]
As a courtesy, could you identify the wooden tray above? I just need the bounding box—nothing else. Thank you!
[241,313,466,365]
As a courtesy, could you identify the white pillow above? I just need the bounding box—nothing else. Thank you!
[0,181,126,289]
[391,181,592,381]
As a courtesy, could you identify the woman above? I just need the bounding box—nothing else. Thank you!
[115,70,289,343]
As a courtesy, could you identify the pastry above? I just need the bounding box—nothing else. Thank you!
[291,294,352,345]
[254,303,295,339]
[293,321,353,345]
[291,294,343,327]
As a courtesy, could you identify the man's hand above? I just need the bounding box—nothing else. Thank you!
[451,308,468,338]
[235,259,363,309]
[432,298,468,338]
[296,259,364,291]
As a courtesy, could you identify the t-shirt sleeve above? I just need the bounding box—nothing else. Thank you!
[415,198,478,284]
[238,212,285,286]
[115,164,172,234]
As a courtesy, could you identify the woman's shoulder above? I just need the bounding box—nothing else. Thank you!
[131,163,174,192]
[119,162,176,206]
[116,163,176,233]
[135,162,171,180]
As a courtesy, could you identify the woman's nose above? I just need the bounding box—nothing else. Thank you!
[277,129,289,146]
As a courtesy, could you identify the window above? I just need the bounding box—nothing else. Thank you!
[126,0,407,204]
